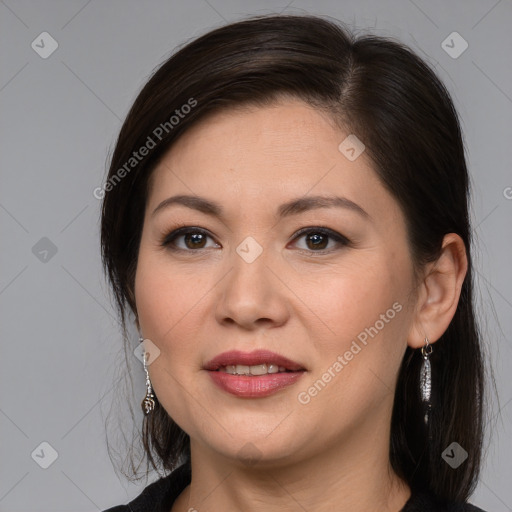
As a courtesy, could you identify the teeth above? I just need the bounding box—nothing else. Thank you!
[236,364,250,375]
[219,364,290,375]
[248,364,267,376]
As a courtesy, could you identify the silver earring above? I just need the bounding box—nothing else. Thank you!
[419,336,433,429]
[139,336,156,415]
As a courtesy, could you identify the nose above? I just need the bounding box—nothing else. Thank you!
[215,246,290,331]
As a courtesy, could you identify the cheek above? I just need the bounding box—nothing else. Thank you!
[135,260,170,336]
[299,259,401,340]
[302,256,411,393]
[134,251,203,427]
[134,245,213,386]
[134,246,193,345]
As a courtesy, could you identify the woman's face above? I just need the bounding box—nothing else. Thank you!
[135,99,419,467]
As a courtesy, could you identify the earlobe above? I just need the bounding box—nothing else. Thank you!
[407,233,468,349]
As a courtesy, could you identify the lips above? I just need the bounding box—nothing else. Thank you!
[204,349,306,398]
[204,349,305,372]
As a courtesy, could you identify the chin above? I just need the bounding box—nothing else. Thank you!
[204,430,305,468]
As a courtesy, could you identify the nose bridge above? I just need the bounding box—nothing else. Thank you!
[235,234,266,266]
[230,234,273,301]
[215,233,288,328]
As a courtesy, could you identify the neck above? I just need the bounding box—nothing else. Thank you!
[172,416,411,512]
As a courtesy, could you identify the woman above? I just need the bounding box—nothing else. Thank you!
[101,14,488,512]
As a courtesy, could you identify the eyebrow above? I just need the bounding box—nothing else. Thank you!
[151,194,370,220]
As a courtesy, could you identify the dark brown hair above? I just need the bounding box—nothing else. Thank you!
[101,13,485,503]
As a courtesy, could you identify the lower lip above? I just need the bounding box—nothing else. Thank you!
[207,370,305,398]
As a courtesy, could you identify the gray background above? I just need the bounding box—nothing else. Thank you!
[1,0,511,510]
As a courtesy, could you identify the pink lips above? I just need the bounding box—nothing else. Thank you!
[204,349,306,398]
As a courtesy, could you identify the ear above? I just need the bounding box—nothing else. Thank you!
[407,233,468,349]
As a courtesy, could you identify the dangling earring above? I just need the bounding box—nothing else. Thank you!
[419,336,433,431]
[139,336,156,415]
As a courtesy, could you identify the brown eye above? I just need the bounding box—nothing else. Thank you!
[292,227,350,253]
[304,232,329,250]
[161,227,219,251]
[183,232,207,249]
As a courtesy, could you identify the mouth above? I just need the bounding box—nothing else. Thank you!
[204,349,306,398]
[215,364,298,376]
[203,349,306,373]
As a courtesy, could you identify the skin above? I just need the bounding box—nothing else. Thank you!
[134,99,468,512]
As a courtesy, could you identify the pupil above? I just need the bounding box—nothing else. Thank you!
[186,233,205,249]
[307,233,327,250]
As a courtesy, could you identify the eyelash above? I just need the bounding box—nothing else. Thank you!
[159,225,351,255]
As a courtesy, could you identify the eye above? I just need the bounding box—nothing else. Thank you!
[160,227,219,251]
[291,227,350,253]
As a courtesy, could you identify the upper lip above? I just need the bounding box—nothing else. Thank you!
[204,350,305,371]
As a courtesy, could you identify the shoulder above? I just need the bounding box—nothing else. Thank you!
[102,462,191,512]
[101,475,173,512]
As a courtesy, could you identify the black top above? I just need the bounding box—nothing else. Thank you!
[103,461,488,512]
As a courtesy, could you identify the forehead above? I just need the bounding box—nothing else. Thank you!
[146,99,400,228]
[163,100,341,165]
[153,101,355,181]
